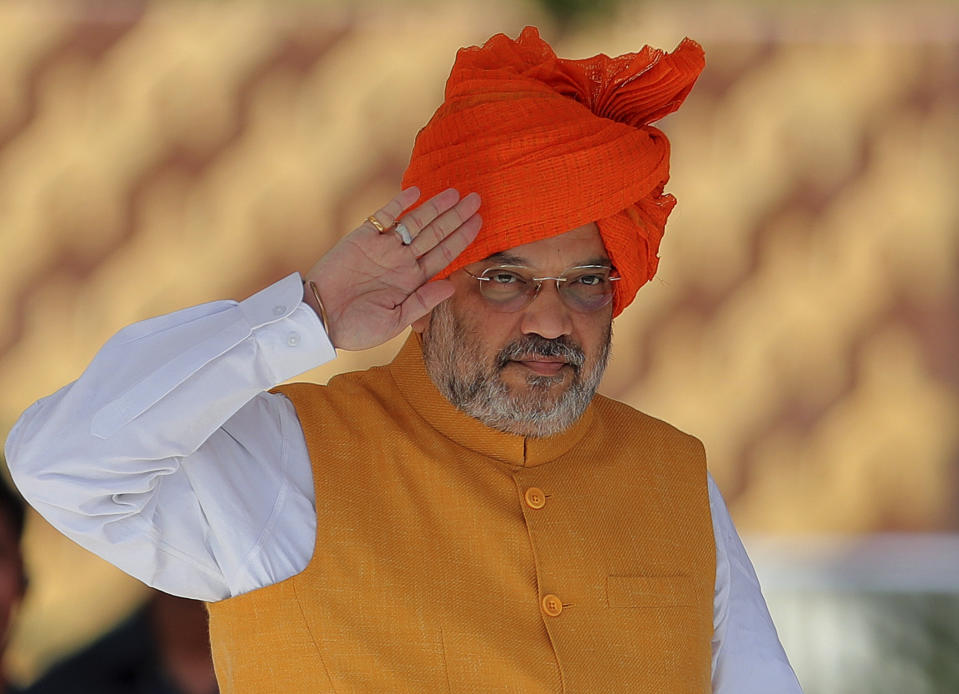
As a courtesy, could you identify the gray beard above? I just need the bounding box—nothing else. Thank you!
[421,301,611,438]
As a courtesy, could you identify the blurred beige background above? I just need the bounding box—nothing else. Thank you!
[0,0,956,687]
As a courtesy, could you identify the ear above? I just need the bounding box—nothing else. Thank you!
[411,311,431,334]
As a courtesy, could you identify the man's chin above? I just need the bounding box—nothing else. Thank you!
[502,381,573,415]
[457,370,591,438]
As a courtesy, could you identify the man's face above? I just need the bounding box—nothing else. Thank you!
[414,224,613,438]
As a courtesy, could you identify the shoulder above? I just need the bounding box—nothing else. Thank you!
[272,364,396,425]
[590,393,706,461]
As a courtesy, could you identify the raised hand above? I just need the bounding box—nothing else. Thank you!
[304,187,482,351]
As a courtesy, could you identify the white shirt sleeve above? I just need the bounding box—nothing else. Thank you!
[5,273,335,602]
[709,473,803,693]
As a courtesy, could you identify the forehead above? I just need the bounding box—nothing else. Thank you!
[481,223,607,268]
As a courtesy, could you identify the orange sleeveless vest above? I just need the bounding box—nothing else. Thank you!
[209,336,715,692]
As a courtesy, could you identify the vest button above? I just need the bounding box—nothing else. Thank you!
[524,487,546,509]
[541,594,563,617]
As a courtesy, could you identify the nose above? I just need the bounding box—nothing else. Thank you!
[519,281,573,339]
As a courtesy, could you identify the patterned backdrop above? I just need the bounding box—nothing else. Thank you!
[0,0,956,683]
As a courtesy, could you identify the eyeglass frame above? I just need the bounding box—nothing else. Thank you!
[461,263,621,313]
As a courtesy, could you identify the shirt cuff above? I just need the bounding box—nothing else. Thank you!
[244,273,336,383]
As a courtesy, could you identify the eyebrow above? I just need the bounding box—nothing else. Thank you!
[482,252,613,269]
[484,252,527,265]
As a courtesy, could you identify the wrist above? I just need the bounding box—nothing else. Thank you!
[303,279,331,338]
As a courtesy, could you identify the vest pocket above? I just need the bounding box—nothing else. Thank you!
[606,575,694,608]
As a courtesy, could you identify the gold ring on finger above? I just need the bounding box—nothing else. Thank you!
[366,215,387,233]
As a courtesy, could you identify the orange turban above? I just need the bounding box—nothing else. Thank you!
[401,26,705,316]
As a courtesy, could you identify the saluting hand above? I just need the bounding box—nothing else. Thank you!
[304,187,482,351]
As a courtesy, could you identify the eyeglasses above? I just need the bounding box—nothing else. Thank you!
[463,264,620,313]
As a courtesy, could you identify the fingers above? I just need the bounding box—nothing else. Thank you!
[408,191,481,256]
[365,187,421,232]
[361,186,482,275]
[418,213,482,279]
[395,188,465,237]
[364,187,474,249]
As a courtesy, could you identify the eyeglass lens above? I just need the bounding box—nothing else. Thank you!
[477,266,617,312]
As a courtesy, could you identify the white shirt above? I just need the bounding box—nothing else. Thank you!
[5,273,802,693]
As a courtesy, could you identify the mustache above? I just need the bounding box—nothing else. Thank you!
[496,335,586,371]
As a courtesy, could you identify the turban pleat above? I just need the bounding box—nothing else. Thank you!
[402,27,705,315]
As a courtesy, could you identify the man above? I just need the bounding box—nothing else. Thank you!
[5,27,801,693]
